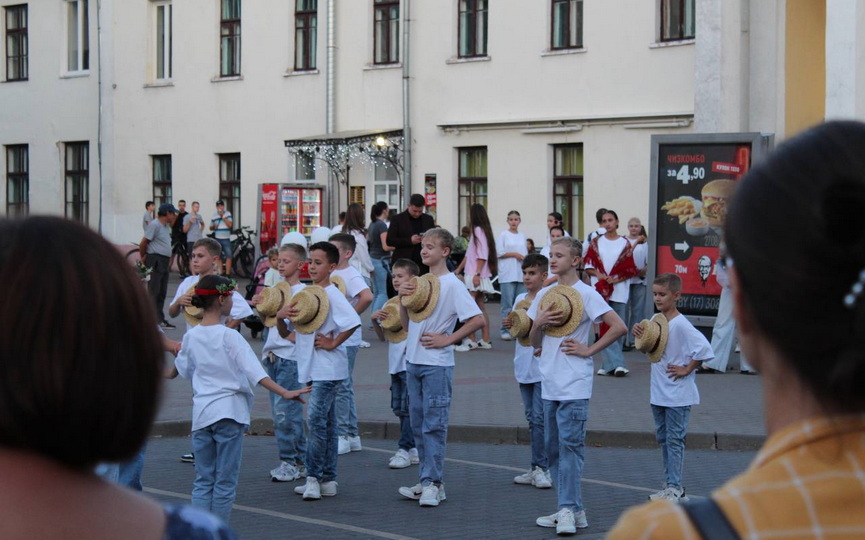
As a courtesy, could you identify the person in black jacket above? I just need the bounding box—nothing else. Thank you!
[387,194,436,274]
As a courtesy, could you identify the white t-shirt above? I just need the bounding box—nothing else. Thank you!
[347,229,374,279]
[584,227,605,247]
[263,268,281,288]
[512,292,541,384]
[651,314,713,407]
[496,230,528,284]
[171,275,254,333]
[210,211,233,240]
[294,284,361,383]
[628,238,648,286]
[331,266,370,347]
[388,339,408,375]
[406,272,482,367]
[262,282,306,360]
[585,236,631,304]
[527,280,612,401]
[174,324,269,431]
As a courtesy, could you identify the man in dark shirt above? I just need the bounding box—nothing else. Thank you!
[386,193,436,274]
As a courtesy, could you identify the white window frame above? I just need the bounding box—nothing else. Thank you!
[65,0,89,74]
[154,1,172,81]
[373,161,399,209]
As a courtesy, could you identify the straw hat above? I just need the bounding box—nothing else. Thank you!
[635,313,669,363]
[507,309,533,346]
[182,283,204,327]
[514,298,532,312]
[538,285,584,337]
[255,282,293,328]
[400,274,440,323]
[288,285,329,334]
[380,297,407,343]
[330,275,347,296]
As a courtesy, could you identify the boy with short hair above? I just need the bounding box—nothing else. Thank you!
[397,228,485,507]
[528,237,627,534]
[632,273,713,502]
[328,233,373,454]
[287,242,361,500]
[502,254,551,489]
[252,243,309,482]
[371,258,420,469]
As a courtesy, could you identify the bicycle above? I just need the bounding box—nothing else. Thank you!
[171,239,190,277]
[230,226,257,278]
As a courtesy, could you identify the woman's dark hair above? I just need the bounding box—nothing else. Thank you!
[602,209,619,222]
[550,226,566,236]
[370,201,388,222]
[726,120,865,413]
[548,212,564,225]
[190,274,233,310]
[526,238,536,253]
[343,203,366,235]
[0,217,163,470]
[468,203,498,275]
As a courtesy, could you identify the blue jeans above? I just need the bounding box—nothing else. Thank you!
[371,257,390,314]
[519,382,547,470]
[95,444,147,491]
[499,281,526,333]
[391,371,415,451]
[266,354,307,465]
[407,363,453,485]
[544,399,589,512]
[306,380,341,481]
[626,283,647,346]
[651,405,691,489]
[192,418,245,524]
[216,238,232,260]
[601,301,628,371]
[336,345,359,437]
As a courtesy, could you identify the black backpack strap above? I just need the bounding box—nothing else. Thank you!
[681,497,741,540]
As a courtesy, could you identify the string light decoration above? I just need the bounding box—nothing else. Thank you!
[285,129,404,184]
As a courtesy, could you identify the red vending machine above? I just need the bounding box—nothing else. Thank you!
[257,184,327,252]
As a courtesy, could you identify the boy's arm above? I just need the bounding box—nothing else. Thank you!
[258,376,311,401]
[666,359,703,381]
[164,365,179,379]
[275,316,293,340]
[226,318,242,330]
[419,314,484,349]
[560,309,627,357]
[353,289,373,314]
[314,326,360,351]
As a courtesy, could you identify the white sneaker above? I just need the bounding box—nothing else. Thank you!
[500,331,514,341]
[514,466,551,488]
[359,340,371,348]
[514,469,535,485]
[294,478,337,497]
[536,508,588,534]
[408,448,419,464]
[337,435,351,455]
[648,485,686,501]
[454,340,477,352]
[299,477,320,500]
[270,461,301,482]
[613,366,630,377]
[348,435,362,451]
[476,339,492,349]
[419,484,444,507]
[399,482,446,501]
[389,449,412,469]
[597,368,609,376]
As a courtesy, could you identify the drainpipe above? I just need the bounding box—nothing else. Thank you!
[96,0,104,233]
[326,0,336,224]
[401,0,411,208]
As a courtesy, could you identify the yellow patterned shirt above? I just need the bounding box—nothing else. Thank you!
[607,415,865,540]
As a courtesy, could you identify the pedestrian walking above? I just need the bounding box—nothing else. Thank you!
[140,202,178,328]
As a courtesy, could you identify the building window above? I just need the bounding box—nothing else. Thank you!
[660,0,695,42]
[5,145,28,216]
[553,144,584,239]
[374,161,399,208]
[65,142,89,223]
[220,0,241,77]
[294,0,317,71]
[551,0,582,50]
[458,0,488,58]
[152,155,172,206]
[374,0,399,65]
[155,2,172,80]
[295,151,315,180]
[219,153,241,225]
[458,147,487,230]
[5,4,27,81]
[66,0,89,72]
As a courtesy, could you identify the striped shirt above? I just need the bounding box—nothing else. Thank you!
[608,415,865,540]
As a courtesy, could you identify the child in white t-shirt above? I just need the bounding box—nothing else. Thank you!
[632,273,713,502]
[329,233,373,454]
[497,210,529,340]
[502,253,551,489]
[527,237,627,534]
[167,274,310,524]
[287,242,361,501]
[397,228,485,507]
[371,258,420,469]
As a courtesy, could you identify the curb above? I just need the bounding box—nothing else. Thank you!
[151,419,765,451]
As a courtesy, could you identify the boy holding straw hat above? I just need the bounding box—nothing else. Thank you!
[527,237,627,535]
[632,273,713,502]
[396,228,485,508]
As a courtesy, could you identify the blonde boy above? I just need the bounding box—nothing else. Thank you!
[329,233,373,454]
[397,228,485,507]
[528,237,627,534]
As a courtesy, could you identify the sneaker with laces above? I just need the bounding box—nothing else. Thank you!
[648,485,686,501]
[476,339,492,349]
[389,449,412,469]
[180,453,194,463]
[596,368,609,376]
[359,340,371,348]
[454,340,477,352]
[337,435,351,455]
[613,366,630,377]
[399,483,446,501]
[514,469,534,485]
[160,320,176,329]
[500,331,514,341]
[536,508,587,534]
[408,448,419,464]
[299,477,320,500]
[348,435,362,451]
[419,484,444,507]
[533,467,552,489]
[270,461,300,482]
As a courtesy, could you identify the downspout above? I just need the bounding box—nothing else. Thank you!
[326,0,336,224]
[401,0,411,208]
[96,0,104,233]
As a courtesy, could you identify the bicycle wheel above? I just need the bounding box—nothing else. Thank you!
[176,246,190,277]
[234,246,255,278]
